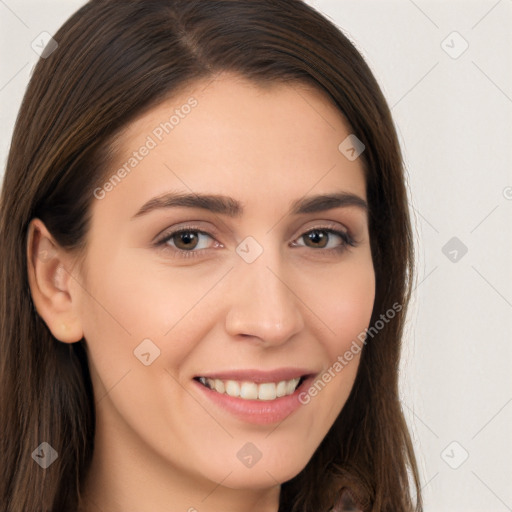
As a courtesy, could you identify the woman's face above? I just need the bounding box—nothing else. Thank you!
[73,73,375,499]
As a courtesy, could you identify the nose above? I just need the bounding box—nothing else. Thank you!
[224,248,305,346]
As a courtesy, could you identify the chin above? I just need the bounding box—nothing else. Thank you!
[198,449,312,490]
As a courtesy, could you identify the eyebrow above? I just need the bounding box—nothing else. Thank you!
[131,190,368,219]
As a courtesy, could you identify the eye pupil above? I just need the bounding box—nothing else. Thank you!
[306,230,328,248]
[175,231,198,250]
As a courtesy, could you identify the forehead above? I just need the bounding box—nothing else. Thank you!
[96,73,367,216]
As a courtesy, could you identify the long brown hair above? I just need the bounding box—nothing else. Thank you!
[0,1,421,510]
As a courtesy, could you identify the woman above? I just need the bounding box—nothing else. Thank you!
[0,1,422,511]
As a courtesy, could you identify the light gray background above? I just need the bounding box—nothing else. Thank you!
[1,1,511,510]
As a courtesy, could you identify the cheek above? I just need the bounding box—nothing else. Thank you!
[290,253,375,419]
[309,253,376,357]
[330,272,375,353]
[77,250,226,390]
[80,248,218,339]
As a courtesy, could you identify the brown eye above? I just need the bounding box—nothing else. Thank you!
[293,227,356,254]
[172,231,200,250]
[303,230,329,249]
[154,225,223,260]
[158,229,215,253]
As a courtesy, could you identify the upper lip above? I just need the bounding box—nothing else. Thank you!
[194,368,316,383]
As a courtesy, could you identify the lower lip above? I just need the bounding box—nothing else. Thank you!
[193,378,313,425]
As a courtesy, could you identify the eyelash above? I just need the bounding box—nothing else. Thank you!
[154,223,358,260]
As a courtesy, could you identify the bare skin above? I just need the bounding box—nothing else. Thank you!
[27,72,375,512]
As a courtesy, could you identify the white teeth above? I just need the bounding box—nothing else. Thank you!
[240,382,258,400]
[276,380,287,398]
[287,378,300,395]
[224,380,240,397]
[198,376,303,401]
[214,379,225,394]
[258,382,277,401]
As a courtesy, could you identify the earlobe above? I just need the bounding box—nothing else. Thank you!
[26,218,84,344]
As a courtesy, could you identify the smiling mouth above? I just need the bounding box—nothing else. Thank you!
[194,376,306,401]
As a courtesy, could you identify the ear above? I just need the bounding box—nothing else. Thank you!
[26,218,84,343]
